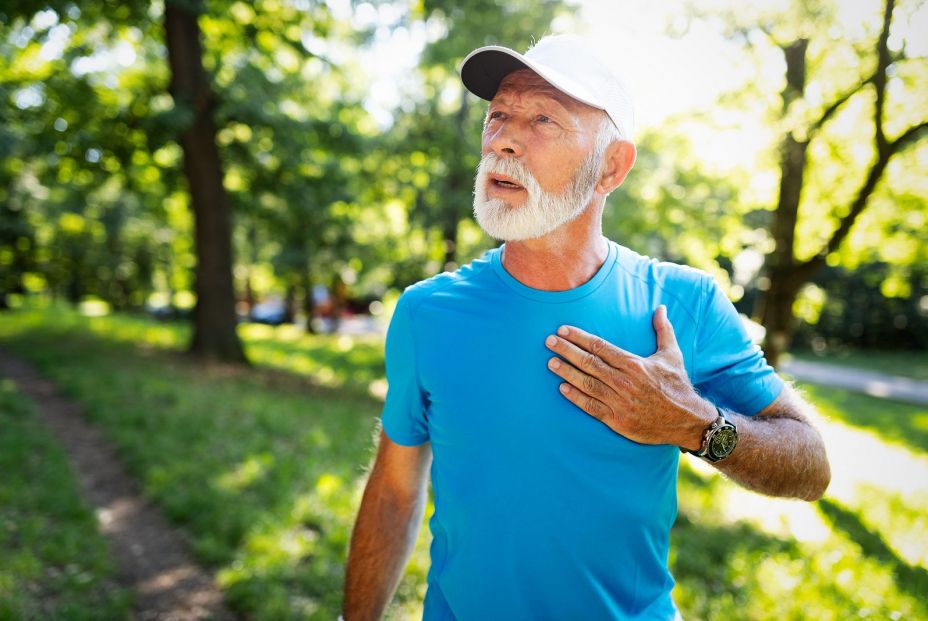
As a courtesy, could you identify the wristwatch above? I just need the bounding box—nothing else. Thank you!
[685,407,738,462]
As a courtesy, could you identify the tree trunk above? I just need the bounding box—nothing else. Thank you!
[66,245,82,305]
[243,272,255,312]
[0,183,30,308]
[242,219,258,312]
[301,264,316,334]
[330,273,347,334]
[758,270,804,369]
[164,0,246,363]
[757,40,809,368]
[283,281,296,324]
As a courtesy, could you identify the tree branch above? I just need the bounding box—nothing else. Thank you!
[873,0,894,155]
[797,119,928,281]
[753,22,784,48]
[891,120,928,150]
[807,0,906,142]
[806,80,869,139]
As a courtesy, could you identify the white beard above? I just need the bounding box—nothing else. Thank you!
[472,150,601,242]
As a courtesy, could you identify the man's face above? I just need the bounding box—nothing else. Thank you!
[473,69,605,241]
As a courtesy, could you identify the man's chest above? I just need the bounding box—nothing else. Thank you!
[413,298,683,453]
[411,296,685,533]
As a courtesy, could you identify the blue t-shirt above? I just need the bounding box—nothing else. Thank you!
[381,240,783,620]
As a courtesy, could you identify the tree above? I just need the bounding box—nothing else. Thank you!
[164,0,245,362]
[2,1,246,360]
[744,0,927,364]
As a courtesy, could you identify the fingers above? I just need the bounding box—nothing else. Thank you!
[547,356,614,402]
[550,325,636,369]
[555,381,612,422]
[545,333,616,381]
[652,305,679,353]
[545,337,617,426]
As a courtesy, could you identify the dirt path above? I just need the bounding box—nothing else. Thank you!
[0,348,239,621]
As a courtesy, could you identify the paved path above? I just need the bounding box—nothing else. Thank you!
[779,359,928,405]
[0,347,239,621]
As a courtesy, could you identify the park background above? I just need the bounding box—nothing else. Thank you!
[1,0,927,619]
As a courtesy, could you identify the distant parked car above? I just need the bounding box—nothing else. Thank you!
[250,298,288,325]
[144,302,192,321]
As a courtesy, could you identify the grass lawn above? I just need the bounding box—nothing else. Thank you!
[1,301,926,620]
[0,378,132,620]
[789,349,928,381]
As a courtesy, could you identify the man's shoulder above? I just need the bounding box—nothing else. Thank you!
[397,247,498,312]
[612,242,709,294]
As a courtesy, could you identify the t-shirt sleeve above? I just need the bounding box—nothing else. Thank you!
[691,276,784,416]
[380,292,430,446]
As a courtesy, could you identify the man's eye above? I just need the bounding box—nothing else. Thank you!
[536,115,552,123]
[488,111,504,120]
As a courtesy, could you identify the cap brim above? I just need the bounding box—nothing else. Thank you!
[460,47,532,101]
[460,45,606,114]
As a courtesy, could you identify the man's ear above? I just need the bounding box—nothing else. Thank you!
[596,140,637,195]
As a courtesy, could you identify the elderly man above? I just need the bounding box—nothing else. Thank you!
[343,35,830,620]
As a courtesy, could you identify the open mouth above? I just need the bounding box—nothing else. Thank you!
[489,175,524,191]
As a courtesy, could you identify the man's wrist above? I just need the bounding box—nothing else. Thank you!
[678,398,718,452]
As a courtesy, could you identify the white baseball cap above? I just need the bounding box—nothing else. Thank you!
[460,34,635,140]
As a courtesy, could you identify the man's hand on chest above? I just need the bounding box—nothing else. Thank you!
[544,304,716,449]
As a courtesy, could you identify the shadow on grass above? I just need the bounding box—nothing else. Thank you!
[677,462,711,489]
[671,510,800,618]
[802,383,928,454]
[818,498,928,602]
[243,329,385,392]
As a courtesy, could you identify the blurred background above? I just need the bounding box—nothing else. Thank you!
[0,0,926,619]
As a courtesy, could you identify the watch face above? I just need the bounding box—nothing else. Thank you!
[709,426,738,459]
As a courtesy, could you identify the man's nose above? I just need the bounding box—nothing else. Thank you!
[484,122,524,158]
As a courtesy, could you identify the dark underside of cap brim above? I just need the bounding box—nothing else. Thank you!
[461,50,531,101]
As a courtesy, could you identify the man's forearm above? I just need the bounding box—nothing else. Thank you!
[699,386,831,501]
[343,474,427,621]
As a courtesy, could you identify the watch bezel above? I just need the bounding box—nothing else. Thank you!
[684,408,738,462]
[706,423,738,461]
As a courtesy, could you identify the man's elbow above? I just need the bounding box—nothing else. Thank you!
[799,447,831,502]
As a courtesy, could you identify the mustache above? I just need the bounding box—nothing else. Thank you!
[476,153,537,189]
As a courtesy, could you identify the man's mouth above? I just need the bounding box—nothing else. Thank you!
[489,175,524,190]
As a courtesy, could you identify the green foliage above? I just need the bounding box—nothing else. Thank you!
[651,0,928,355]
[790,262,928,350]
[1,0,925,351]
[603,126,746,283]
[1,3,184,307]
[0,0,578,323]
[0,378,132,620]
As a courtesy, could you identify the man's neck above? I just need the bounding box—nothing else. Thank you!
[500,208,609,291]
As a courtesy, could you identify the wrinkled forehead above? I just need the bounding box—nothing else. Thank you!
[494,69,586,110]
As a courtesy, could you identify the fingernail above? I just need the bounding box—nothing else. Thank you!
[549,358,561,369]
[546,335,558,347]
[560,384,570,394]
[558,326,569,336]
